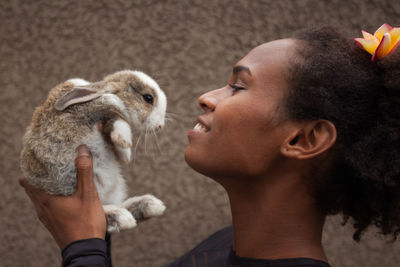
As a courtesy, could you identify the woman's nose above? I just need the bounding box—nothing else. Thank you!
[198,87,226,112]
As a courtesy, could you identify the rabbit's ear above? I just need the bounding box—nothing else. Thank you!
[54,87,102,111]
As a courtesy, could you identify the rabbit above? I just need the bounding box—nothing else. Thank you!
[20,70,167,232]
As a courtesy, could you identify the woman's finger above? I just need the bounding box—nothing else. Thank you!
[19,175,41,195]
[20,181,37,203]
[75,145,97,199]
[97,121,103,132]
[19,176,49,219]
[18,175,29,189]
[19,175,46,202]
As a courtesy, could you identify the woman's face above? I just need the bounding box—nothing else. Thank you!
[185,39,297,181]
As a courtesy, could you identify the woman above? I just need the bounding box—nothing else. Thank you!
[19,26,400,267]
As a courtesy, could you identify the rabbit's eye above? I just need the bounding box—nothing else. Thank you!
[143,94,154,105]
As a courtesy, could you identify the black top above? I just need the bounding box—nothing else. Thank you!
[164,226,330,267]
[62,226,331,267]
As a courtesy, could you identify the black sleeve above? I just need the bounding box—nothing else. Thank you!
[61,237,110,267]
[105,233,113,267]
[164,226,233,267]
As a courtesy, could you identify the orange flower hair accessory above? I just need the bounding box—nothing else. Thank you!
[354,23,400,61]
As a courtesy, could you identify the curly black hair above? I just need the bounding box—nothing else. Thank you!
[286,26,400,241]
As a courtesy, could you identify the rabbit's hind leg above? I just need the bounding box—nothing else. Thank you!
[103,204,137,233]
[121,194,166,222]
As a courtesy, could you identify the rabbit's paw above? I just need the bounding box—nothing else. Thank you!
[111,119,132,149]
[122,194,166,221]
[115,147,131,163]
[103,205,137,232]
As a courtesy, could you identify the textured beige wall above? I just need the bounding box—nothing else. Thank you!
[1,0,399,266]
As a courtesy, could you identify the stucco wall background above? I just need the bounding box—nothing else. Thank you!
[1,0,399,266]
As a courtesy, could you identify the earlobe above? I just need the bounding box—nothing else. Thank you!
[281,120,337,160]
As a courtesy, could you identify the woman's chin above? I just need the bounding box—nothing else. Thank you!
[184,146,212,176]
[184,145,201,170]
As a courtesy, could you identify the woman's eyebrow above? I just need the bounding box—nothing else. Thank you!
[233,65,252,76]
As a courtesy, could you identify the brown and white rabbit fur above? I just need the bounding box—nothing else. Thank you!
[20,70,167,232]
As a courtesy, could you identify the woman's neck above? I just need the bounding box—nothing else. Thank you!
[223,172,328,262]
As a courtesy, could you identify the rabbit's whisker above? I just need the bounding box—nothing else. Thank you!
[152,129,162,154]
[165,112,180,120]
[164,117,175,122]
[133,133,142,166]
[144,128,149,155]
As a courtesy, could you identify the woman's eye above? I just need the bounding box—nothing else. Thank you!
[229,84,245,94]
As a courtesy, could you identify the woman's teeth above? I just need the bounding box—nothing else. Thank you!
[193,123,208,132]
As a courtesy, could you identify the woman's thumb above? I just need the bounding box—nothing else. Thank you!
[75,145,95,198]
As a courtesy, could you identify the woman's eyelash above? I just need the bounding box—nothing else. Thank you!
[229,84,245,92]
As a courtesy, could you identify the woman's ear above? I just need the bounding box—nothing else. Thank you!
[280,120,337,159]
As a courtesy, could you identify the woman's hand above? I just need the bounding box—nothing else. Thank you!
[19,145,107,250]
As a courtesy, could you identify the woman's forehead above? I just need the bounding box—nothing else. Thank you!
[239,39,295,68]
[236,39,296,85]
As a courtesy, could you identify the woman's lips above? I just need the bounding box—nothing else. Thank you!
[193,122,209,133]
[188,119,210,137]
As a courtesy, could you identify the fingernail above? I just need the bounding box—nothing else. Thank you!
[77,145,91,157]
